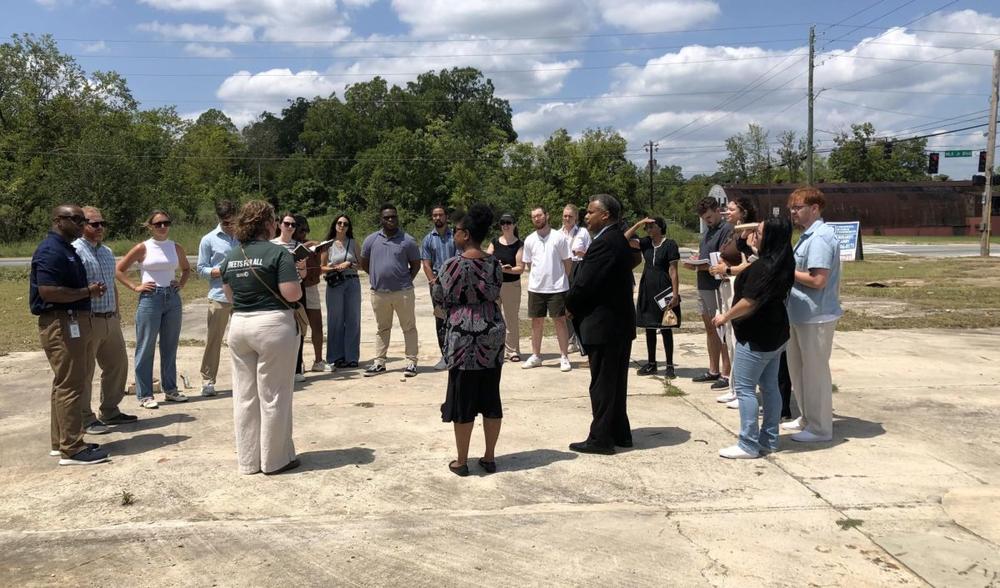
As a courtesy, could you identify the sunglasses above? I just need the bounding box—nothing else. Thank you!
[151,221,172,228]
[282,221,298,228]
[87,221,107,228]
[500,221,513,226]
[59,214,87,225]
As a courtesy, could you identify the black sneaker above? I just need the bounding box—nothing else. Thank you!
[710,377,731,390]
[363,363,386,377]
[664,365,676,379]
[100,412,138,425]
[636,363,657,376]
[84,421,110,435]
[403,363,417,377]
[347,361,359,368]
[58,446,110,466]
[692,372,721,383]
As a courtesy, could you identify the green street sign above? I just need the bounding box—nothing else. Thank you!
[944,150,973,157]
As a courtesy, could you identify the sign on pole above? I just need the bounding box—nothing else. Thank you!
[944,150,973,157]
[827,221,863,262]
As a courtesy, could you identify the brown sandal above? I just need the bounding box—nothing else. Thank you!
[509,353,521,363]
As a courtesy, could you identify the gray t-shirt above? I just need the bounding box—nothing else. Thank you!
[698,221,733,291]
[360,230,420,291]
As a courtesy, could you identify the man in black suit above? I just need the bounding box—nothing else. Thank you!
[566,194,637,455]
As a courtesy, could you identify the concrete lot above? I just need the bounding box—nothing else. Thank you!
[1,280,998,587]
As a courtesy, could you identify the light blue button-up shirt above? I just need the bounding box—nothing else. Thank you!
[72,238,117,313]
[197,224,238,303]
[421,228,456,275]
[787,219,843,324]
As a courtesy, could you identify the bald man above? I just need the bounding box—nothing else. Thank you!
[30,204,111,466]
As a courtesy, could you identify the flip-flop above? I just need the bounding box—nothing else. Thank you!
[509,354,521,362]
[478,458,497,474]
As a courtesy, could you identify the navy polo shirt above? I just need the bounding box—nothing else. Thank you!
[30,231,90,315]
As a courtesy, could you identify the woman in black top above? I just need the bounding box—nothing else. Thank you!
[625,217,681,378]
[712,217,795,459]
[485,212,524,362]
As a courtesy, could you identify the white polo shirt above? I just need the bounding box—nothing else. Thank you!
[523,229,571,293]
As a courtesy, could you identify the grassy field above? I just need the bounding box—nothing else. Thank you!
[862,234,1000,245]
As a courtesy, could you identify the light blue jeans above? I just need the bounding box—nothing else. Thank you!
[134,287,182,399]
[325,277,361,364]
[733,341,785,455]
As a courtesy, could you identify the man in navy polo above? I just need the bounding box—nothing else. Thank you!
[30,204,110,466]
[420,204,456,371]
[360,203,422,378]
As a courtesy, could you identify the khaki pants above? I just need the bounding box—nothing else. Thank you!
[82,314,128,423]
[370,289,418,364]
[499,280,521,356]
[39,311,93,457]
[228,310,298,475]
[787,320,838,438]
[719,278,735,389]
[200,300,232,384]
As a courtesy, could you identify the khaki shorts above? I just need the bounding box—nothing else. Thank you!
[303,284,322,310]
[527,291,567,318]
[696,289,721,317]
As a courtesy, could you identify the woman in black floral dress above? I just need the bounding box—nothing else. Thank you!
[432,204,506,476]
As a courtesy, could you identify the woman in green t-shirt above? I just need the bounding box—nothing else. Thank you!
[221,200,304,475]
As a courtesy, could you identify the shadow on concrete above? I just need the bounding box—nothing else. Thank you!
[185,391,232,403]
[671,367,716,381]
[113,412,195,432]
[101,433,191,456]
[498,449,578,472]
[833,413,886,440]
[295,447,375,472]
[627,426,691,450]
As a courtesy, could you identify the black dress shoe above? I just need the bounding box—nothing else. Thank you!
[569,440,615,455]
[692,371,721,383]
[100,412,138,425]
[636,362,657,376]
[263,458,301,475]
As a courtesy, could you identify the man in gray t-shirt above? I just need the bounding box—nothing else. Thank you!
[683,197,733,387]
[359,203,422,378]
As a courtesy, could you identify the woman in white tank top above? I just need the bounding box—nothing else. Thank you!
[115,210,192,409]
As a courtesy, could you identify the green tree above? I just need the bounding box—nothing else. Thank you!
[828,122,928,182]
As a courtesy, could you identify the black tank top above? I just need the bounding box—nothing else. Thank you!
[491,237,523,283]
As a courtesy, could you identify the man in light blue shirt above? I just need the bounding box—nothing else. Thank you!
[196,200,238,396]
[73,206,137,433]
[420,204,456,370]
[783,187,842,444]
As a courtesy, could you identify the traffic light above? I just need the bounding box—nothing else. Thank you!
[927,152,940,174]
[981,150,988,173]
[883,141,893,160]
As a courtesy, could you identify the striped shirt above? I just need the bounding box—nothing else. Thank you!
[72,238,117,313]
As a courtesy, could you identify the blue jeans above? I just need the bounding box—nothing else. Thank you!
[733,341,785,455]
[134,287,182,399]
[325,277,361,364]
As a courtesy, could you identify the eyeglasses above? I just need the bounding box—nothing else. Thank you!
[58,214,87,225]
[788,205,806,212]
[282,221,298,228]
[151,221,172,228]
[87,221,107,228]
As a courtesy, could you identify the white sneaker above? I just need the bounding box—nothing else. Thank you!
[200,383,216,397]
[716,391,736,403]
[780,417,803,431]
[791,430,833,443]
[311,361,329,373]
[567,341,580,354]
[521,354,542,369]
[163,390,188,403]
[49,449,61,457]
[725,398,740,409]
[139,397,159,409]
[559,356,572,372]
[294,373,306,383]
[719,444,759,459]
[434,357,448,370]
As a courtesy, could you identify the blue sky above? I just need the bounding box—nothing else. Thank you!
[4,0,999,179]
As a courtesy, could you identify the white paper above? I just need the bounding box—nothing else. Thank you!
[709,252,722,280]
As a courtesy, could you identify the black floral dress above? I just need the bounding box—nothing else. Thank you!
[636,236,682,329]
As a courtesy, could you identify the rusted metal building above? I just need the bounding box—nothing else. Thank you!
[717,181,997,236]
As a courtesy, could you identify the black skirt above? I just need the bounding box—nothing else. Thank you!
[441,366,503,424]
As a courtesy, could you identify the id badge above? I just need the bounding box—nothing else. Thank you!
[68,315,81,339]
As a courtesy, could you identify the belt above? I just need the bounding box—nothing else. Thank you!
[42,309,90,315]
[92,311,117,318]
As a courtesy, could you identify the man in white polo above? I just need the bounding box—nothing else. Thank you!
[522,206,573,372]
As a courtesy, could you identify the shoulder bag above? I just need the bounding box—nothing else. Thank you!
[240,245,310,335]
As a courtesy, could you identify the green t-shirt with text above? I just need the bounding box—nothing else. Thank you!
[222,240,300,312]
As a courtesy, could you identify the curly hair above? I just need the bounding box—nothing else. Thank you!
[234,200,276,243]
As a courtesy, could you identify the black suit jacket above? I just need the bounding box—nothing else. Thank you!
[565,224,637,346]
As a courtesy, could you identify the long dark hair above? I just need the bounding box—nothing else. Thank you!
[749,217,795,303]
[325,213,354,241]
[734,197,757,223]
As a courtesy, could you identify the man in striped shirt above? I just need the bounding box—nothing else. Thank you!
[72,206,137,434]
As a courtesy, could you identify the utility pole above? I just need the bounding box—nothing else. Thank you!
[806,25,816,186]
[645,140,658,211]
[257,160,263,196]
[982,50,999,257]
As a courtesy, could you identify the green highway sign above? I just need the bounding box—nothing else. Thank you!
[944,150,973,157]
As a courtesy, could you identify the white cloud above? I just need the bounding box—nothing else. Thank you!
[137,21,254,42]
[183,43,233,58]
[80,40,108,53]
[598,0,719,32]
[139,0,355,42]
[392,0,596,39]
[35,0,111,8]
[215,68,341,128]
